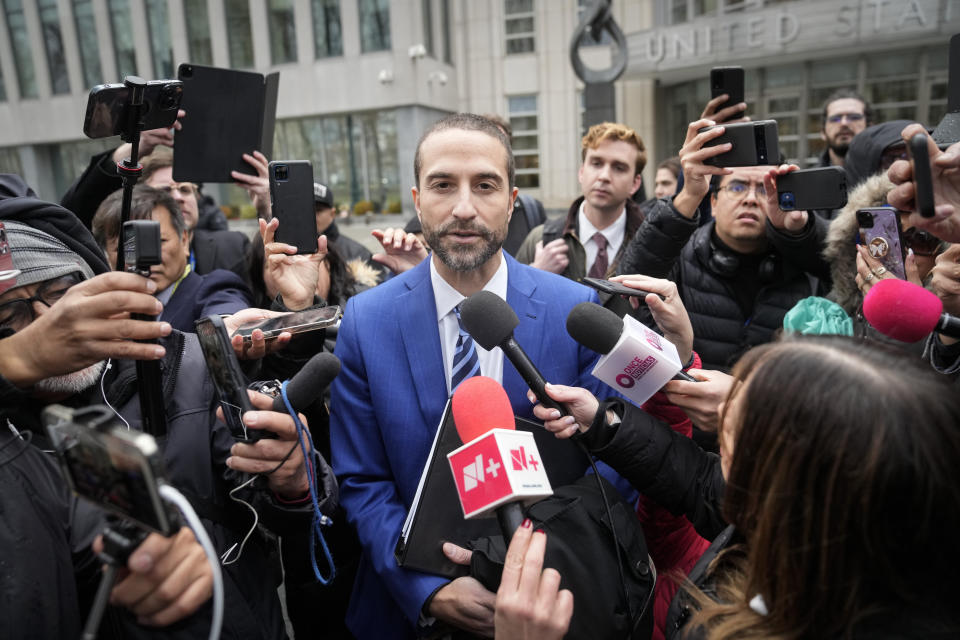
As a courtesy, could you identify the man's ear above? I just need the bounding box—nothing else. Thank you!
[507,186,518,220]
[630,174,643,196]
[411,186,421,220]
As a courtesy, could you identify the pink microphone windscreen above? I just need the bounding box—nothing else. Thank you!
[451,376,515,444]
[862,278,943,342]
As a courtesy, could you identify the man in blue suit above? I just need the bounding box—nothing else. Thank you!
[330,114,614,638]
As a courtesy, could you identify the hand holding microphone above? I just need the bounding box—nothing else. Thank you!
[526,385,600,439]
[608,274,694,366]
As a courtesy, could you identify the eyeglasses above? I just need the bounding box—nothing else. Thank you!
[0,272,82,332]
[718,181,767,198]
[156,182,197,197]
[827,112,865,124]
[902,227,943,256]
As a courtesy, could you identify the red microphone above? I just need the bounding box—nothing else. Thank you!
[863,278,960,342]
[448,377,552,541]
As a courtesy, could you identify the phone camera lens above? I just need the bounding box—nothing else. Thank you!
[275,165,289,181]
[779,192,795,209]
[180,65,193,79]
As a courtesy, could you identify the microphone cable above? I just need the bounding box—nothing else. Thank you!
[159,483,224,640]
[279,379,336,585]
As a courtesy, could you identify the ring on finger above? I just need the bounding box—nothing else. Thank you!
[864,272,874,282]
[874,266,887,277]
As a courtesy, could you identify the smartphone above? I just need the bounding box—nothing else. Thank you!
[232,305,341,343]
[907,133,936,218]
[83,80,183,139]
[269,160,318,254]
[43,404,177,536]
[856,207,906,280]
[710,66,745,122]
[701,120,779,168]
[776,166,848,211]
[195,314,269,442]
[582,277,653,298]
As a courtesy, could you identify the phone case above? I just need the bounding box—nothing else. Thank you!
[710,67,745,122]
[908,134,936,218]
[857,208,906,280]
[776,167,848,211]
[269,160,318,254]
[234,305,341,340]
[702,120,779,168]
[582,277,651,298]
[83,80,183,139]
[173,64,279,183]
[194,315,266,442]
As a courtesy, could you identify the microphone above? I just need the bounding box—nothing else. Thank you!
[448,376,552,541]
[566,302,693,405]
[863,278,960,342]
[271,352,342,413]
[459,290,565,414]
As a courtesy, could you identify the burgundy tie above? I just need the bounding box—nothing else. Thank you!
[588,233,608,279]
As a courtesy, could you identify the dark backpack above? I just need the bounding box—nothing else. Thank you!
[469,475,655,640]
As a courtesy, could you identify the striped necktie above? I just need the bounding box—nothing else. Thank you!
[450,305,481,392]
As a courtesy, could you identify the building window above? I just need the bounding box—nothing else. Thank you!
[509,95,539,189]
[183,0,213,65]
[268,0,297,64]
[422,0,434,57]
[2,0,38,98]
[440,0,452,64]
[504,0,534,55]
[72,0,102,89]
[224,0,254,68]
[268,110,400,217]
[38,0,70,94]
[311,0,342,58]
[145,0,174,78]
[107,0,137,79]
[359,0,390,53]
[0,146,22,174]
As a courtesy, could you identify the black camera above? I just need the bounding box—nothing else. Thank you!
[122,220,162,276]
[273,164,289,181]
[83,79,183,140]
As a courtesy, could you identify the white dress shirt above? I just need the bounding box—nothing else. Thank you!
[430,254,508,395]
[578,202,627,275]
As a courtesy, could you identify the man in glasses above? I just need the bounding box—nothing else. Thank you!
[819,89,872,169]
[618,118,828,420]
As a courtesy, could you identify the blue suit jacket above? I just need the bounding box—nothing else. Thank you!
[330,254,614,639]
[159,268,252,333]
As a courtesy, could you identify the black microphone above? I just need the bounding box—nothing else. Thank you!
[271,352,342,413]
[566,302,697,382]
[459,290,566,414]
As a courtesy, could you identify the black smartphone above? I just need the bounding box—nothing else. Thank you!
[710,66,745,122]
[582,277,653,298]
[195,314,269,442]
[232,305,341,343]
[269,160,318,254]
[83,80,183,139]
[856,206,906,280]
[43,404,177,536]
[907,133,936,218]
[776,166,848,211]
[701,120,779,168]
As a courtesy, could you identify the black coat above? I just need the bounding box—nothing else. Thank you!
[618,204,825,371]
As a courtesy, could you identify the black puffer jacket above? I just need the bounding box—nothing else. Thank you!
[619,204,825,371]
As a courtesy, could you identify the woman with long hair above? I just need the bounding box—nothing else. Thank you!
[534,335,960,638]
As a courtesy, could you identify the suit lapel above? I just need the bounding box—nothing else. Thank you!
[397,260,448,432]
[503,256,546,411]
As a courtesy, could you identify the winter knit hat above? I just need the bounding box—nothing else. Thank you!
[0,220,94,293]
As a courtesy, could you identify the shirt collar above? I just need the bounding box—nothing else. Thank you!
[430,253,509,322]
[578,202,627,247]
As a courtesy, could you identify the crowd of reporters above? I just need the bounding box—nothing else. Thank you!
[0,60,959,640]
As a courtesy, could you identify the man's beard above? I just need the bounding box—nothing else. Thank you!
[424,219,506,272]
[827,129,855,158]
[34,360,106,395]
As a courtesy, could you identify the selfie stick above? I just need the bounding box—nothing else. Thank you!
[113,76,167,439]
